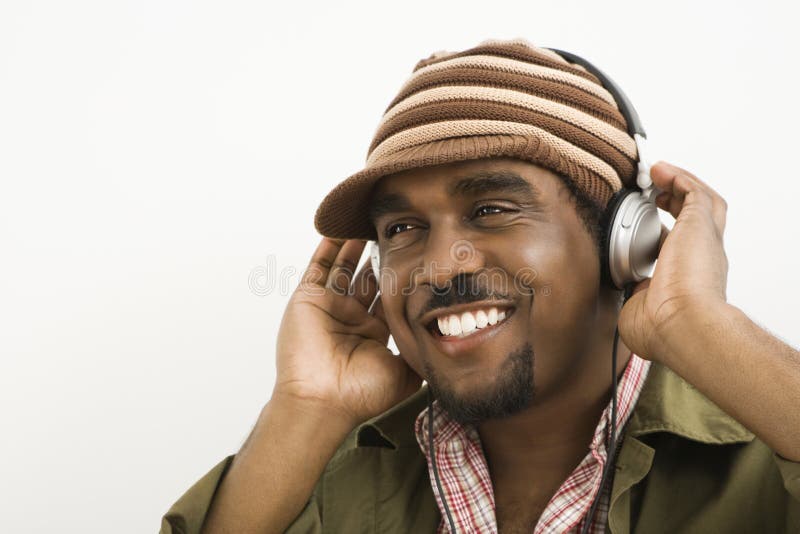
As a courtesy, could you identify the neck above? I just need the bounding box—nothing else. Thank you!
[476,294,631,498]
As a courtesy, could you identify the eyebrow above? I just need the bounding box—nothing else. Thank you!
[368,171,541,223]
[450,171,538,198]
[368,192,414,223]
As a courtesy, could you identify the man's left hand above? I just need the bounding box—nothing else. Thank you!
[618,161,730,363]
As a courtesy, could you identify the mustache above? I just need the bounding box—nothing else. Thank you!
[417,272,511,319]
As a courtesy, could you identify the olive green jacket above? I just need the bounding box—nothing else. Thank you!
[161,362,800,533]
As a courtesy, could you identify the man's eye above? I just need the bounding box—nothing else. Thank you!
[474,205,506,217]
[385,222,417,238]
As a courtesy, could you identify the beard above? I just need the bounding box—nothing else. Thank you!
[425,343,535,426]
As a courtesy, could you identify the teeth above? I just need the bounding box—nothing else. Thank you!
[436,306,510,337]
[448,315,462,336]
[438,317,450,336]
[461,312,477,335]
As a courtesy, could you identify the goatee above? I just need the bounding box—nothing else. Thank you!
[425,343,535,426]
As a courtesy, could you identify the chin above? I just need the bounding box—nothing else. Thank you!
[424,343,535,426]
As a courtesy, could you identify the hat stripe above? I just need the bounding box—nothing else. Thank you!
[384,66,626,130]
[412,40,599,83]
[374,86,636,159]
[397,55,618,107]
[369,100,636,181]
[365,119,623,190]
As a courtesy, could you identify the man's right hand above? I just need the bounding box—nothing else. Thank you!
[273,238,422,428]
[202,239,423,534]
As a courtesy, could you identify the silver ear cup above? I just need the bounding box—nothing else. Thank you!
[608,191,661,289]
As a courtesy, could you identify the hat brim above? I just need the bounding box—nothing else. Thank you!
[314,134,617,240]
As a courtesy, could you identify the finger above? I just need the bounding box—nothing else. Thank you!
[651,161,727,234]
[303,291,390,341]
[652,165,693,219]
[652,166,713,225]
[301,238,346,287]
[656,223,670,254]
[370,296,389,328]
[330,294,390,343]
[351,261,379,309]
[369,307,390,345]
[326,240,367,294]
[653,160,718,198]
[631,277,651,296]
[672,179,725,236]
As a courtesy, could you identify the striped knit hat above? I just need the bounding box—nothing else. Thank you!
[314,38,638,239]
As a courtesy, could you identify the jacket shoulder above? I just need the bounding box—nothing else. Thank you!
[160,389,435,534]
[160,456,233,534]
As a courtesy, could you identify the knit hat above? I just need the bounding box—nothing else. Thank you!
[314,38,639,239]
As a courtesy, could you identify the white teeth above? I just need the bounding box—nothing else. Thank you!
[461,312,477,334]
[436,307,510,338]
[438,317,450,336]
[448,315,462,336]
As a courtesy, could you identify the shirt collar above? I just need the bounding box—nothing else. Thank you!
[414,354,651,457]
[355,360,754,451]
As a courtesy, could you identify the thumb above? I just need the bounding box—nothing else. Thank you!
[631,277,651,296]
[617,283,651,359]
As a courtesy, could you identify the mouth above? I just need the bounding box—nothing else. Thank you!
[424,304,515,340]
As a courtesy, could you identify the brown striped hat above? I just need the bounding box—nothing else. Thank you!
[314,38,639,239]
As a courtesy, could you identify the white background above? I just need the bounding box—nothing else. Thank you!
[1,1,798,532]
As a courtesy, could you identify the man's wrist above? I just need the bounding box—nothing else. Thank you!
[654,299,737,368]
[268,388,359,439]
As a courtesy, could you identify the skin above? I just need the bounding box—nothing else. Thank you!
[202,158,800,534]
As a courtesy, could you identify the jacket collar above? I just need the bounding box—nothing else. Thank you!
[355,361,754,450]
[356,386,430,449]
[625,361,754,444]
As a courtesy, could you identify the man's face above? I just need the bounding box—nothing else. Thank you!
[369,157,604,425]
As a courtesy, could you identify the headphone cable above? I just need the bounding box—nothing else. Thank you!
[428,387,458,532]
[580,282,635,534]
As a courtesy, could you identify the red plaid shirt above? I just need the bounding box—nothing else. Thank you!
[414,354,651,533]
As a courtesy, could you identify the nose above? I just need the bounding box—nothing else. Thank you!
[420,231,486,292]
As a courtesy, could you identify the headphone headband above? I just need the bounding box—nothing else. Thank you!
[544,48,646,140]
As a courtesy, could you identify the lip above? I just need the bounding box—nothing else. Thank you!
[417,299,516,328]
[426,306,516,358]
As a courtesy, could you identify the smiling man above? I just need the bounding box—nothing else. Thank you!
[162,40,800,533]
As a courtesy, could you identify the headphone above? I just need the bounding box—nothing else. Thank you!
[366,49,660,296]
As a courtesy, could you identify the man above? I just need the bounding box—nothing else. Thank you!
[161,39,800,533]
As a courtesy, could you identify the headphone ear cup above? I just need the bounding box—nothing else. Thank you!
[600,190,631,289]
[601,189,661,289]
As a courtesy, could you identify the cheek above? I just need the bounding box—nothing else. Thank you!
[514,226,601,391]
[511,227,599,295]
[515,224,601,331]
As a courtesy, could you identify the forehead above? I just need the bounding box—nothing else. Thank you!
[371,157,563,199]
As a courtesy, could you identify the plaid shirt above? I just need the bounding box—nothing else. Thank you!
[414,354,651,534]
